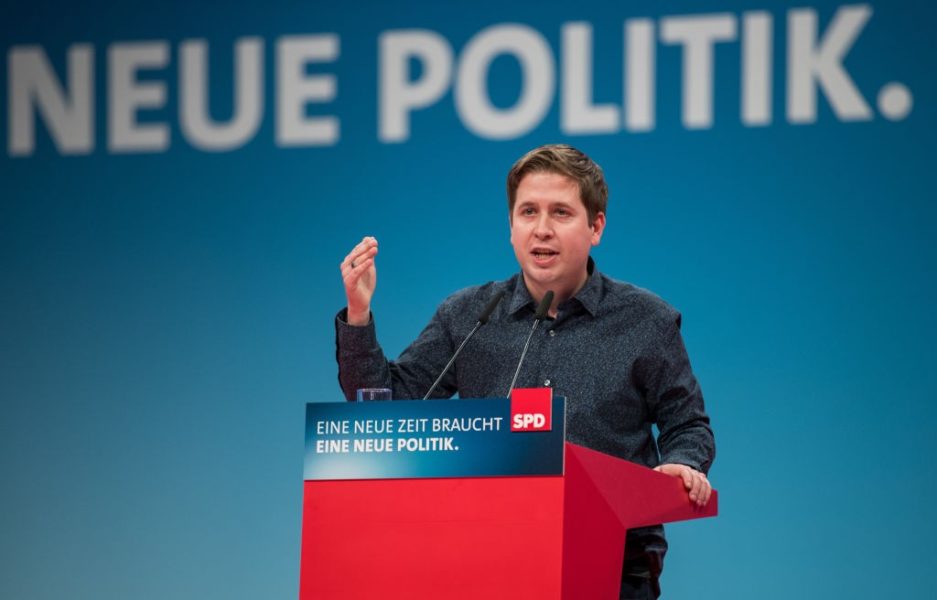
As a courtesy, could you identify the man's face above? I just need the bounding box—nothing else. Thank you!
[509,172,605,302]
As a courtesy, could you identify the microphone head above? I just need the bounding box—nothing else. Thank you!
[534,290,554,320]
[478,290,506,325]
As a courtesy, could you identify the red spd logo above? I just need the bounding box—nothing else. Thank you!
[510,388,553,432]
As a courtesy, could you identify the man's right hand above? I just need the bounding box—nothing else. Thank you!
[341,236,378,326]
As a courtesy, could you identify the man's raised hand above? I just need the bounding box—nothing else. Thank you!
[341,236,378,326]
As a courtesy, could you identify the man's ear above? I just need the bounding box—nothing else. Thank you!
[590,212,606,246]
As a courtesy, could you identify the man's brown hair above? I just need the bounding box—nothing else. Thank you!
[506,144,608,224]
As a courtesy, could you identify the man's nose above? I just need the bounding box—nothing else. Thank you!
[533,214,553,238]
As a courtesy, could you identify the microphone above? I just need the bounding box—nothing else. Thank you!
[422,290,506,400]
[505,290,554,397]
[476,289,504,325]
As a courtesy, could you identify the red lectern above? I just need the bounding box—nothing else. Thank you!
[299,441,717,599]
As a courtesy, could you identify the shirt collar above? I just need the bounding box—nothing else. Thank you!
[507,257,601,317]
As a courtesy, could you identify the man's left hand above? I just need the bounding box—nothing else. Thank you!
[653,463,712,508]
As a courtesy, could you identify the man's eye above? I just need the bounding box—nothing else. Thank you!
[555,209,569,217]
[522,207,536,215]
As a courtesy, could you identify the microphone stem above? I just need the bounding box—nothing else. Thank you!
[422,320,481,400]
[505,319,542,397]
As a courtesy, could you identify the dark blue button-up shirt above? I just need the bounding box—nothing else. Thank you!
[336,259,714,473]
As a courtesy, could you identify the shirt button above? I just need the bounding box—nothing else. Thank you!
[543,379,552,386]
[548,329,556,337]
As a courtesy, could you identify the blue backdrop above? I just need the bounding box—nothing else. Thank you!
[2,1,934,598]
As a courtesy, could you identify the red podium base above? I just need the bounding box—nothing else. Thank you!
[299,443,717,600]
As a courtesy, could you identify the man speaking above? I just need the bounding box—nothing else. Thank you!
[335,144,715,599]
